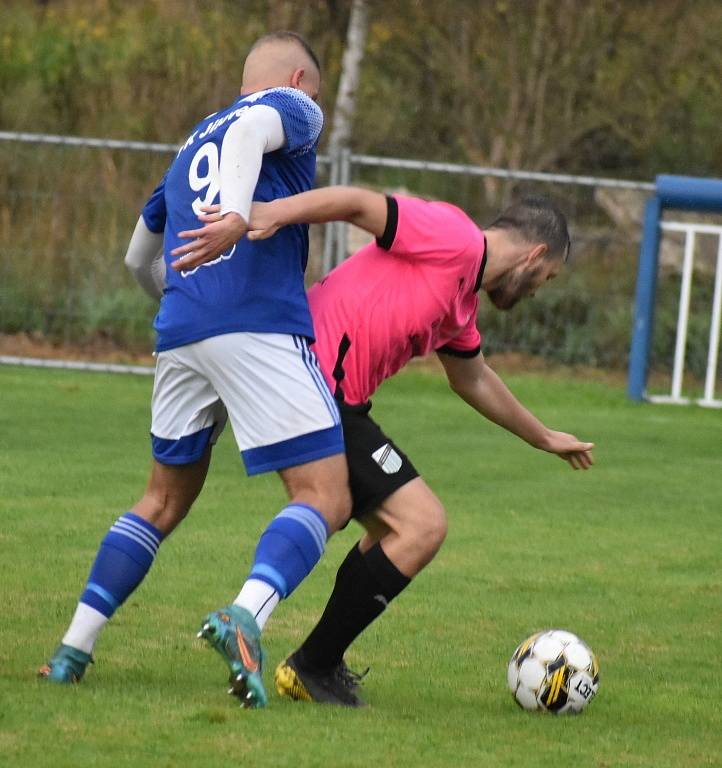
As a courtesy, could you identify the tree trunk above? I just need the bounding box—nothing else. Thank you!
[327,0,369,156]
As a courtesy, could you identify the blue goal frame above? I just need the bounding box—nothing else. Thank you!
[628,174,722,401]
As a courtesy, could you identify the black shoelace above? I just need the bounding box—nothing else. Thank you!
[336,662,370,691]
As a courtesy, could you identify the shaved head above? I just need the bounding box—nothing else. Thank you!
[242,32,321,100]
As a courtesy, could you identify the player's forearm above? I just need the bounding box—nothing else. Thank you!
[125,216,165,299]
[453,365,552,450]
[272,186,387,237]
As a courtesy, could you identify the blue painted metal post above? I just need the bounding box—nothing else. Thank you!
[628,196,662,401]
[656,174,722,212]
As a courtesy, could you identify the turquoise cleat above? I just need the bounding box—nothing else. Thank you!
[38,644,93,684]
[198,605,267,709]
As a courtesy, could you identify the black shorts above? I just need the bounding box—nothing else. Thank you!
[339,400,419,519]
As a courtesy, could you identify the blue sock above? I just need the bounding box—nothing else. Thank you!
[79,512,164,618]
[249,504,328,598]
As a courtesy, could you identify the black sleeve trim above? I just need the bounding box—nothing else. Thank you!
[375,196,399,250]
[474,234,488,292]
[436,344,482,359]
[331,333,351,402]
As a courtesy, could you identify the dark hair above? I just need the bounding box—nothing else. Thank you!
[488,196,571,261]
[251,31,321,75]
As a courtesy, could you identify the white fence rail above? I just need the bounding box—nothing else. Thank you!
[0,130,654,275]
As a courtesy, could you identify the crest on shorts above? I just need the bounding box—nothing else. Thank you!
[371,443,402,474]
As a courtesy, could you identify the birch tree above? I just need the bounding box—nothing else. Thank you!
[327,0,369,157]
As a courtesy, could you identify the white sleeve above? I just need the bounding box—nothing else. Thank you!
[219,104,286,222]
[124,216,166,300]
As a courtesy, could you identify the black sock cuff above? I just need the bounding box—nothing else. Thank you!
[362,542,411,602]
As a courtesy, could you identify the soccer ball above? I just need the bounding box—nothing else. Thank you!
[507,629,599,714]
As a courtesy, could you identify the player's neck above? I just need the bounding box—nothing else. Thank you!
[480,229,524,289]
[240,77,291,96]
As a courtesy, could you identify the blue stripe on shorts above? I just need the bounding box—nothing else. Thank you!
[242,423,344,475]
[151,424,215,465]
[295,335,339,424]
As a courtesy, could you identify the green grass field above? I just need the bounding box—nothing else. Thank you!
[1,364,720,768]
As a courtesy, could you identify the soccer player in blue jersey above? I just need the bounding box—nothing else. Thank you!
[39,32,351,709]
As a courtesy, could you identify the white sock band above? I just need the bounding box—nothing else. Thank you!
[233,578,280,631]
[62,603,109,654]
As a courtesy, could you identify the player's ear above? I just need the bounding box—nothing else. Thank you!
[527,243,548,266]
[290,67,305,89]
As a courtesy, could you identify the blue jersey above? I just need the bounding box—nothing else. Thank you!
[141,87,323,352]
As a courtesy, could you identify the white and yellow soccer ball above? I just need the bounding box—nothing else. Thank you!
[507,629,599,714]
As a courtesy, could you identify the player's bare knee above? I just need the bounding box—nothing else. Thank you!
[405,501,447,559]
[427,502,448,552]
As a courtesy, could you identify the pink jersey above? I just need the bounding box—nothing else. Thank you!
[308,195,486,405]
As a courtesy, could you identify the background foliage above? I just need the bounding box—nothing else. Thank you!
[3,0,722,177]
[1,0,721,384]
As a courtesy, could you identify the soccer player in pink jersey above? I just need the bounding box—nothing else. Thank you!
[236,186,594,706]
[145,187,593,705]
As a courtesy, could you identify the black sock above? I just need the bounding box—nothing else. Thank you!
[298,541,411,671]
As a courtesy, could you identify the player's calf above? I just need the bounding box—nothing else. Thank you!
[279,453,352,533]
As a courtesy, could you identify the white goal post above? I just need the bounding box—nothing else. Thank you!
[647,222,722,408]
[629,174,722,408]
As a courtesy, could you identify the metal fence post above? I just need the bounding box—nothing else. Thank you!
[628,196,661,401]
[321,147,341,275]
[334,147,352,268]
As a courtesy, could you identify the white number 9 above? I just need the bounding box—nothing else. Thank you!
[188,142,220,216]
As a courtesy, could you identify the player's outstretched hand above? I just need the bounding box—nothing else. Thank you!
[170,209,247,271]
[543,430,594,470]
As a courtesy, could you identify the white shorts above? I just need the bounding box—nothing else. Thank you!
[150,332,343,475]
